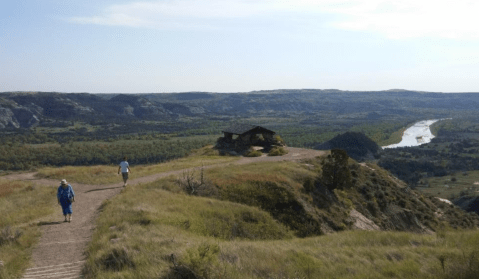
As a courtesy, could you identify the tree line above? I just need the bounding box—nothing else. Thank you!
[378,135,479,187]
[0,137,214,171]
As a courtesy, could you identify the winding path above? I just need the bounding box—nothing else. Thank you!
[3,147,324,279]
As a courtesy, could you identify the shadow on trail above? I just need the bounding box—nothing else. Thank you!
[38,221,64,226]
[85,186,123,193]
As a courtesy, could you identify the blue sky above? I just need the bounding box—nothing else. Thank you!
[1,0,478,93]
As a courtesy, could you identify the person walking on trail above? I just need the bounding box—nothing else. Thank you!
[118,156,132,187]
[57,179,75,222]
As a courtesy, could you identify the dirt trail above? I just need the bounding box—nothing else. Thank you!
[2,147,324,279]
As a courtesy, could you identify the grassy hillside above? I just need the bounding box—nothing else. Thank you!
[35,146,239,185]
[0,179,57,279]
[81,147,479,278]
[2,145,478,278]
[418,170,479,200]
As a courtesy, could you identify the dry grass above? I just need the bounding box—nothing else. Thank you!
[0,180,57,227]
[36,153,239,185]
[7,148,474,278]
[0,179,57,279]
[0,180,27,198]
[83,172,479,278]
[81,156,479,278]
[83,184,293,278]
[207,161,315,190]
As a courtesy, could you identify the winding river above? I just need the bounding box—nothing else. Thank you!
[382,119,444,149]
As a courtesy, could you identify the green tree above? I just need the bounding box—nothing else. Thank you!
[321,149,352,191]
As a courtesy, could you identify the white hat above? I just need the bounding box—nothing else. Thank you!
[61,179,68,185]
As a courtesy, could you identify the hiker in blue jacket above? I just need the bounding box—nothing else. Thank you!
[57,179,75,222]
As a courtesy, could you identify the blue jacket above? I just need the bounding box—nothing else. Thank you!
[57,184,75,202]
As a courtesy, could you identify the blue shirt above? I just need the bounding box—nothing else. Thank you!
[57,184,75,201]
[119,161,129,173]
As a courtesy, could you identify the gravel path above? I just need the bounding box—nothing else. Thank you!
[2,147,325,279]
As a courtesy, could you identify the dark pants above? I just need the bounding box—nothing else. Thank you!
[122,172,129,180]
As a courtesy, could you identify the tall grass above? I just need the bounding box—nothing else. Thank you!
[83,172,479,278]
[80,154,479,279]
[0,180,27,198]
[83,183,293,278]
[0,179,57,279]
[207,161,315,189]
[36,151,239,185]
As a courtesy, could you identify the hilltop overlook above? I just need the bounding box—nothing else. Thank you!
[2,146,479,278]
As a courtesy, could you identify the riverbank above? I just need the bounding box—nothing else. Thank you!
[382,119,442,149]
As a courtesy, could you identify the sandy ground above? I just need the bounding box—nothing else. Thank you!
[2,147,325,279]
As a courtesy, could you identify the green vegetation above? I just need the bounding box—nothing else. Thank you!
[36,147,239,185]
[3,92,479,278]
[81,156,479,278]
[0,179,57,279]
[418,170,479,200]
[0,135,218,171]
[244,148,262,157]
[317,132,381,162]
[320,149,352,191]
[378,120,479,187]
[350,121,415,146]
[149,158,326,236]
[82,184,293,278]
[2,141,478,278]
[272,119,416,149]
[268,146,288,156]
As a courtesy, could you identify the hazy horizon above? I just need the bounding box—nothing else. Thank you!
[2,88,479,94]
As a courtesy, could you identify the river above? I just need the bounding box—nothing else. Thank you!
[382,119,444,149]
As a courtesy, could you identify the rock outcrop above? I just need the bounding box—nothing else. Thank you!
[0,97,42,128]
[0,107,20,128]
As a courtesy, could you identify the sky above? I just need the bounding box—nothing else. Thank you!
[1,0,478,93]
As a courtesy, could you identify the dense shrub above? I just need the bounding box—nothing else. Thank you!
[182,243,220,278]
[245,149,262,157]
[220,180,322,237]
[268,146,288,156]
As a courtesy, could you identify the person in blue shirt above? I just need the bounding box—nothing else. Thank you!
[118,156,132,187]
[57,179,75,222]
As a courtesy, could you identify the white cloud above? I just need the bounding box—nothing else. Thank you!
[70,0,273,29]
[321,0,479,39]
[70,0,479,39]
